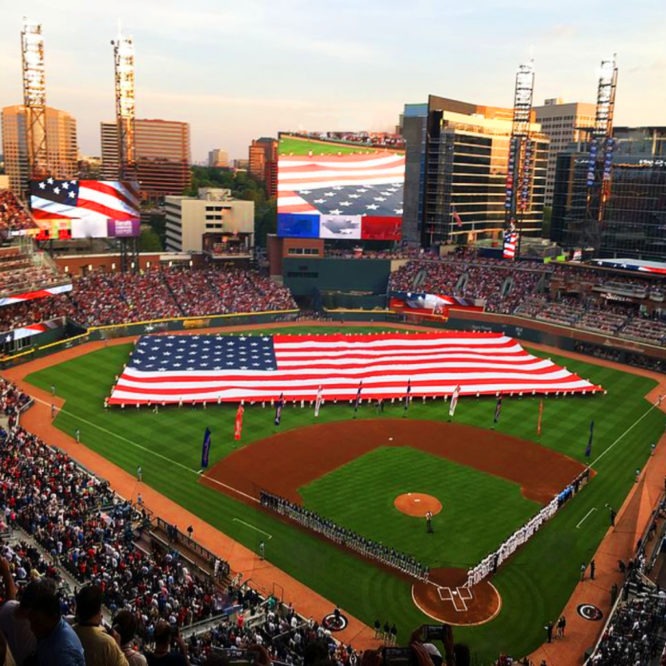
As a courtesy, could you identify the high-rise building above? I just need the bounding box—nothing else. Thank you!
[100,122,119,179]
[402,95,549,247]
[1,105,78,195]
[248,137,277,198]
[208,149,229,168]
[101,118,191,200]
[533,98,596,206]
[551,126,666,260]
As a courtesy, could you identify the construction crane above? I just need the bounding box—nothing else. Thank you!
[21,18,48,185]
[504,61,535,258]
[582,56,618,252]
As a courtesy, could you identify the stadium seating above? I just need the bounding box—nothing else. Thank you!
[0,190,38,236]
[0,377,363,665]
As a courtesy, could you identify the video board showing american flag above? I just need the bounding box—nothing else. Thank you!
[108,332,602,406]
[277,133,404,241]
[30,179,141,238]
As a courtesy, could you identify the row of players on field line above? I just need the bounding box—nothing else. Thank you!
[258,468,591,591]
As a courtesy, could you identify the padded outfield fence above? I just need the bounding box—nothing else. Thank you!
[2,306,666,373]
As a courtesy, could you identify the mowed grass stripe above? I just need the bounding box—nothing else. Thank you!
[23,330,664,664]
[300,447,539,568]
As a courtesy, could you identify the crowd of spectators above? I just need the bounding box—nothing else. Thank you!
[0,294,75,335]
[69,271,182,327]
[0,377,371,665]
[67,267,297,328]
[390,256,666,346]
[0,424,231,630]
[0,265,298,334]
[0,190,37,237]
[325,247,425,261]
[0,378,31,430]
[260,491,429,581]
[0,246,66,299]
[589,581,666,664]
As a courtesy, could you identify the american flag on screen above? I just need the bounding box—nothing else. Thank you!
[278,152,404,216]
[503,229,518,259]
[108,333,602,406]
[30,179,140,223]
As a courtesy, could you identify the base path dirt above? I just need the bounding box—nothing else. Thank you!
[4,319,666,661]
[412,568,501,626]
[203,419,587,506]
[202,418,587,625]
[394,493,442,517]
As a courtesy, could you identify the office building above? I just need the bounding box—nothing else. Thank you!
[248,137,278,197]
[402,95,549,247]
[551,127,666,260]
[164,187,254,254]
[208,149,229,168]
[1,105,78,195]
[533,98,596,205]
[101,118,191,200]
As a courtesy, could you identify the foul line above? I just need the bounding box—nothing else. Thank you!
[232,518,273,539]
[590,401,659,467]
[576,507,597,529]
[36,397,258,503]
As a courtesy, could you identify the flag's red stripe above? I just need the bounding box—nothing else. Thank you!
[76,197,137,221]
[81,180,140,210]
[116,360,561,383]
[113,377,596,394]
[31,209,71,220]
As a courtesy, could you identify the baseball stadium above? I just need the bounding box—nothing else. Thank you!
[2,203,666,666]
[3,72,666,666]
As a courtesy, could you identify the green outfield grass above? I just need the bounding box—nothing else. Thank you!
[279,134,403,156]
[301,446,539,568]
[24,328,664,664]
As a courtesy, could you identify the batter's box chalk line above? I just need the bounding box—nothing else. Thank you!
[436,585,472,612]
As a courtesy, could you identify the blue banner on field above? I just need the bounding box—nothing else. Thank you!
[277,213,320,238]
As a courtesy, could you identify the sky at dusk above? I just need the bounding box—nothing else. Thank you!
[1,0,665,163]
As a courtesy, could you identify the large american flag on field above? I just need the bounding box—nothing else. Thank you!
[108,333,602,406]
[277,152,405,216]
[30,179,140,224]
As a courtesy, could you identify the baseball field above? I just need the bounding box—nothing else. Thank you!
[22,324,664,663]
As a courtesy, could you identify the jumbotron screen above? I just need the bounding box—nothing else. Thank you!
[29,179,141,239]
[277,132,405,241]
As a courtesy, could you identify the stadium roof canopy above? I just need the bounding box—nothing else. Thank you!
[591,258,666,275]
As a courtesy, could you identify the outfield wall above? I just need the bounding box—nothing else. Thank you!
[0,310,300,369]
[2,306,663,372]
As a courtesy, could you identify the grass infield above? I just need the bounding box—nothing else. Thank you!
[25,327,663,663]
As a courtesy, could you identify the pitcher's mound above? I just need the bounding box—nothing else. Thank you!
[412,567,501,626]
[394,492,442,516]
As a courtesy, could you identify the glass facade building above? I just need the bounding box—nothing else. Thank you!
[403,96,548,248]
[551,127,666,260]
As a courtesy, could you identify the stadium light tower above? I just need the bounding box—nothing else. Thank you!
[21,18,48,185]
[112,28,136,180]
[504,61,535,258]
[583,55,618,253]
